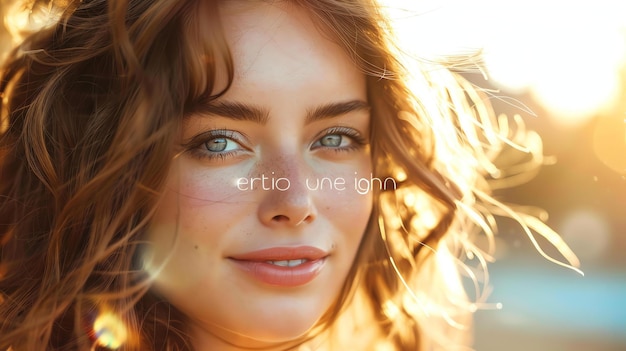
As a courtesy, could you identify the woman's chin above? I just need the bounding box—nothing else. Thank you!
[191,315,319,350]
[233,318,316,344]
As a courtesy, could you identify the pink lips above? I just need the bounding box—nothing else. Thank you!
[228,246,328,287]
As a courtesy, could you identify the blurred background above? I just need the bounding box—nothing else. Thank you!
[1,0,624,350]
[382,0,626,350]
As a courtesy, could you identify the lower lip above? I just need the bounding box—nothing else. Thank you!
[229,258,326,287]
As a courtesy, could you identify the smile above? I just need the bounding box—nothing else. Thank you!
[228,246,329,287]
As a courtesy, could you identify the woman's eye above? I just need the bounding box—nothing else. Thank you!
[184,130,248,161]
[204,137,239,152]
[319,134,344,147]
[312,127,367,151]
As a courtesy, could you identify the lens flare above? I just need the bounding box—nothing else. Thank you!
[4,1,62,41]
[593,114,626,175]
[93,312,128,350]
[559,209,611,261]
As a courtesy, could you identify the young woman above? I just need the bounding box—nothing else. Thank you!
[0,0,580,350]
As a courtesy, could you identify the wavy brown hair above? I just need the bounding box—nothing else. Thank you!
[0,0,579,350]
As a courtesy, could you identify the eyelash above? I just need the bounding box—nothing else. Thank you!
[184,129,248,161]
[184,127,368,161]
[312,127,368,153]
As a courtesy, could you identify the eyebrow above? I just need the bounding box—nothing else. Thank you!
[193,100,370,125]
[194,101,270,124]
[305,100,370,124]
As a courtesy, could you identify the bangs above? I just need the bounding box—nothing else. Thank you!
[112,0,234,117]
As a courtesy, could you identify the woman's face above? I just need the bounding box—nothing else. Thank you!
[145,2,372,349]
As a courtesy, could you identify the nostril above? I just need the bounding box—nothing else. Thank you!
[272,215,290,222]
[301,215,313,224]
[270,214,314,225]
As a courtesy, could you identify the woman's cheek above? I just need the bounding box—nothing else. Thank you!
[178,166,243,206]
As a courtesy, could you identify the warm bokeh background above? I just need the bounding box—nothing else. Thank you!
[2,1,624,350]
[382,1,625,350]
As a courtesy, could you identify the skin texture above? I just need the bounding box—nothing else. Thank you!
[144,2,373,350]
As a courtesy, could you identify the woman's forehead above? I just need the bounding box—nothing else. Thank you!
[218,2,345,71]
[211,1,366,103]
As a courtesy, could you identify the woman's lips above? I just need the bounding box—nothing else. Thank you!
[228,246,329,287]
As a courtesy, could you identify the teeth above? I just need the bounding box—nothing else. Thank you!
[266,259,307,267]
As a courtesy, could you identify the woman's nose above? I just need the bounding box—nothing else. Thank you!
[256,164,317,228]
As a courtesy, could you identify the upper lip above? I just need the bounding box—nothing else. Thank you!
[228,246,329,261]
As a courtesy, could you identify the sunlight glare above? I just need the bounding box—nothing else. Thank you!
[4,1,61,42]
[93,312,128,350]
[379,0,626,126]
[484,1,626,126]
